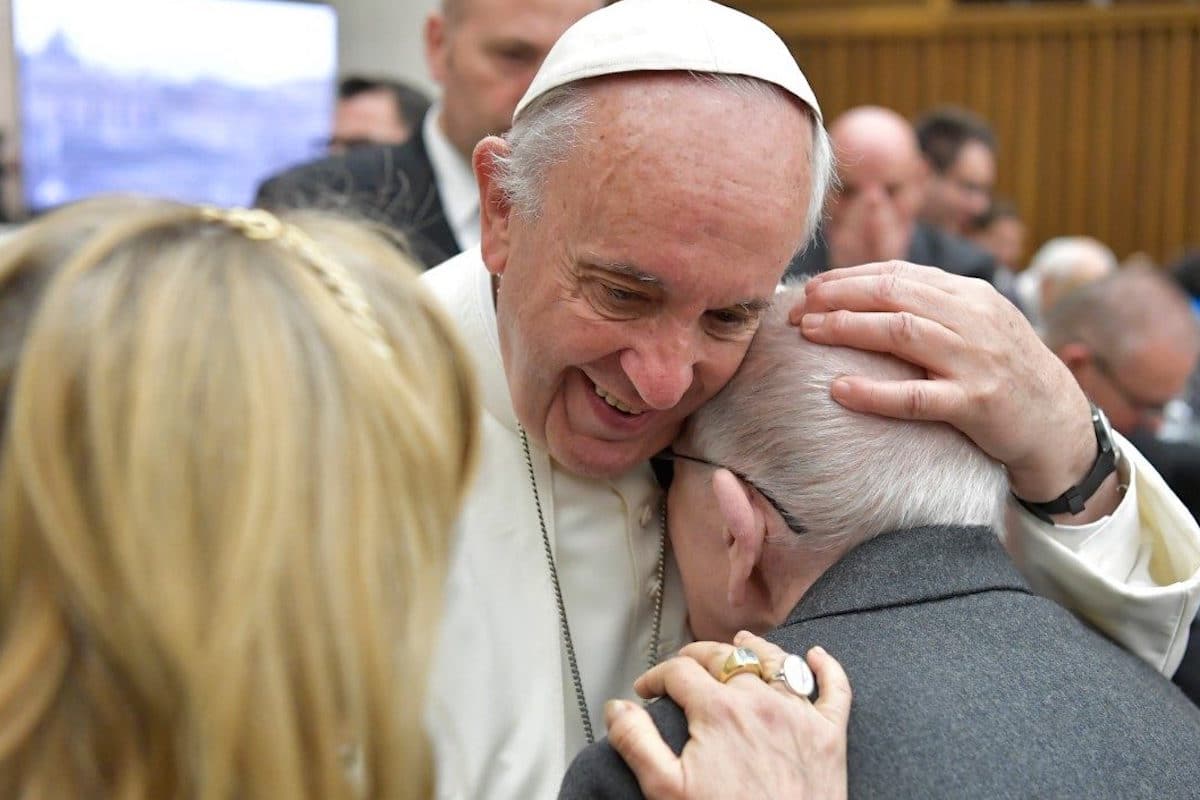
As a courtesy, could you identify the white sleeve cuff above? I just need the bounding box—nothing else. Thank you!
[1003,432,1200,675]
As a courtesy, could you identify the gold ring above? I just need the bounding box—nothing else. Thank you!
[718,647,763,683]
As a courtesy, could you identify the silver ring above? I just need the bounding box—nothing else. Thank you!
[769,653,817,700]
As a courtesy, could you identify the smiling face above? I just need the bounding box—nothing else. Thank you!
[480,76,814,478]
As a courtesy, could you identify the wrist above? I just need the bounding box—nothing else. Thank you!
[1011,403,1122,524]
[1009,397,1097,503]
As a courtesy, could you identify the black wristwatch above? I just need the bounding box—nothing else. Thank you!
[1014,403,1119,523]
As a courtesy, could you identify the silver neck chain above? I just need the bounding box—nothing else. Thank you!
[519,427,667,746]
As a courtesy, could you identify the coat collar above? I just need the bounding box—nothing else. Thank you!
[787,525,1032,625]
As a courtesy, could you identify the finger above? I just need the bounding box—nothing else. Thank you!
[829,375,967,424]
[732,630,792,682]
[798,309,966,374]
[806,647,853,728]
[604,700,684,800]
[634,655,723,705]
[800,275,966,332]
[806,260,966,292]
[669,640,769,689]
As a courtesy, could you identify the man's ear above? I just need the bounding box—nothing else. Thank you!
[424,12,449,86]
[1057,341,1092,379]
[473,137,514,277]
[712,469,767,609]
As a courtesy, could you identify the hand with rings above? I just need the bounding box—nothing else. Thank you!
[601,630,851,800]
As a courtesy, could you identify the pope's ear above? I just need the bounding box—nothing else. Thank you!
[712,469,767,608]
[473,136,513,277]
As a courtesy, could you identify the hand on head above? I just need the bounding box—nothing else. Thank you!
[789,260,1117,521]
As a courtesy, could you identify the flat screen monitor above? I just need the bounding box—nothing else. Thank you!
[12,0,337,212]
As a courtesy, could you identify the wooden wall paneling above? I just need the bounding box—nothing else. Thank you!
[918,37,943,111]
[1136,27,1168,258]
[1063,32,1092,237]
[1192,30,1200,250]
[1014,32,1043,240]
[1036,34,1068,244]
[990,35,1020,204]
[877,39,901,109]
[1091,29,1117,241]
[1111,30,1143,258]
[893,38,922,114]
[941,36,969,103]
[848,38,876,106]
[1160,25,1193,259]
[754,3,1200,261]
[966,33,993,118]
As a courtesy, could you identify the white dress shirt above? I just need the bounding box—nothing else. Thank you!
[422,248,1200,799]
[423,104,481,251]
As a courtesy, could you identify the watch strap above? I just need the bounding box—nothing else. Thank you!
[1014,405,1118,523]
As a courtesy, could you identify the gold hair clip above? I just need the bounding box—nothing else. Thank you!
[200,206,394,362]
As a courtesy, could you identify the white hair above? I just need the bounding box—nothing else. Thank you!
[688,282,1006,553]
[1016,236,1118,327]
[491,73,835,248]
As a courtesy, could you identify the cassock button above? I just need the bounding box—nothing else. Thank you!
[639,503,654,527]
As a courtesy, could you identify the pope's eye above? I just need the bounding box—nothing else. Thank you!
[605,285,637,303]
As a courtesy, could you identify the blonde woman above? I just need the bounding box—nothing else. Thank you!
[0,197,478,799]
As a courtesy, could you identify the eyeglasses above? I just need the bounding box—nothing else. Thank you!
[1090,354,1172,421]
[653,448,807,534]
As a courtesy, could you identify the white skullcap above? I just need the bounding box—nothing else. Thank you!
[513,0,822,124]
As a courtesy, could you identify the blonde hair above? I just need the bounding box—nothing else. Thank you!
[0,197,478,799]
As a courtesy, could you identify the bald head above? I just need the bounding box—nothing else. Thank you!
[830,106,923,169]
[1044,264,1200,434]
[822,106,928,263]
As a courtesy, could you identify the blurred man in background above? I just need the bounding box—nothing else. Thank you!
[787,105,996,284]
[968,197,1026,271]
[916,106,997,238]
[325,75,431,154]
[257,0,601,268]
[1016,236,1117,330]
[1043,263,1199,442]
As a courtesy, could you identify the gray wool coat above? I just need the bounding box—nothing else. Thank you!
[560,525,1200,799]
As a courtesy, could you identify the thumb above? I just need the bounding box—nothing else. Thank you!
[605,700,684,800]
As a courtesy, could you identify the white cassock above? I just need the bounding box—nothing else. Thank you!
[422,248,1200,800]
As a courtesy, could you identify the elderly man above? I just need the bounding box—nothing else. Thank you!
[786,106,996,284]
[1043,263,1199,439]
[416,1,1200,797]
[915,106,998,238]
[256,0,601,268]
[560,283,1200,799]
[1016,236,1118,330]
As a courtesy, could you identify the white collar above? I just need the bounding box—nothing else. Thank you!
[423,104,481,250]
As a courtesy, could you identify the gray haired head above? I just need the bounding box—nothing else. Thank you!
[687,281,1006,552]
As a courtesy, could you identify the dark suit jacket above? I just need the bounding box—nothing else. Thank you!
[787,221,996,284]
[255,115,460,270]
[561,525,1200,799]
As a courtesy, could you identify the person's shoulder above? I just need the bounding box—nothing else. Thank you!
[256,139,430,208]
[558,698,689,800]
